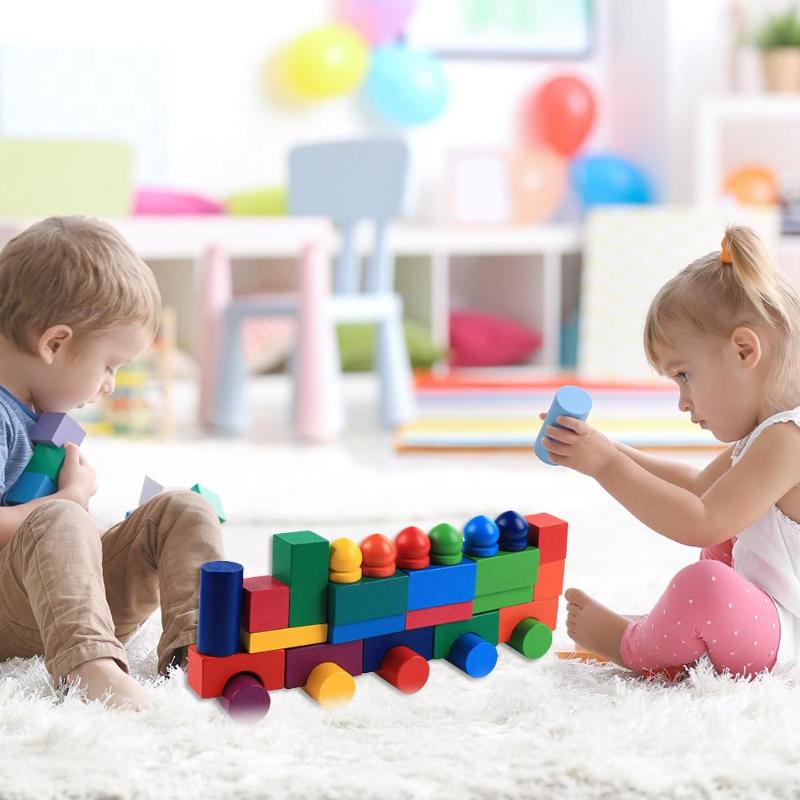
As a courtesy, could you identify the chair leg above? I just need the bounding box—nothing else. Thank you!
[295,241,345,441]
[375,300,416,428]
[210,307,248,434]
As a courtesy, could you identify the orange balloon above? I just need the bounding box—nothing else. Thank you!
[723,165,779,206]
[509,149,567,224]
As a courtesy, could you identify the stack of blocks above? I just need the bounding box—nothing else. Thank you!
[188,509,568,721]
[5,413,86,505]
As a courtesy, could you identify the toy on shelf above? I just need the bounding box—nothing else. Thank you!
[534,385,593,466]
[4,413,86,505]
[187,509,568,722]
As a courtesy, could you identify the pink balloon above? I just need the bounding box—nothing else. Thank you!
[336,0,417,46]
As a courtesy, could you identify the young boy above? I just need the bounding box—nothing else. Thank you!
[0,217,225,711]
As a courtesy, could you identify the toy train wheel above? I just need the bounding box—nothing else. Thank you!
[218,672,271,723]
[447,632,498,677]
[377,646,430,693]
[508,617,552,659]
[304,661,356,708]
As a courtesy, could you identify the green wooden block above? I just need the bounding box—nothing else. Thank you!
[328,572,409,626]
[272,531,330,627]
[472,585,534,615]
[509,618,553,659]
[433,611,499,659]
[467,547,540,596]
[27,444,65,483]
[190,483,226,524]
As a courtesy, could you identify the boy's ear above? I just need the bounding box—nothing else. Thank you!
[37,324,73,365]
[731,326,761,369]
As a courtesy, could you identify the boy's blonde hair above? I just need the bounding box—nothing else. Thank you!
[644,225,800,412]
[0,216,161,354]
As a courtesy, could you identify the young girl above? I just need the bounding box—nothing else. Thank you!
[541,225,800,678]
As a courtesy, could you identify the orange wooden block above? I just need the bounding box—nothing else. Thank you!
[405,600,473,630]
[525,513,568,564]
[187,644,285,699]
[533,559,565,601]
[498,596,558,642]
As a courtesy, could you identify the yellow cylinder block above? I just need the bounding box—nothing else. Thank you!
[304,661,356,708]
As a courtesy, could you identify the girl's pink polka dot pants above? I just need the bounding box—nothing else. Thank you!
[620,538,781,678]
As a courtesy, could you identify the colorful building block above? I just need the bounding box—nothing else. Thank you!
[191,483,226,524]
[284,640,363,689]
[525,513,568,564]
[304,662,356,707]
[31,412,86,447]
[242,623,328,653]
[272,531,330,627]
[446,632,498,678]
[5,472,56,506]
[432,610,499,659]
[242,576,289,633]
[139,475,164,505]
[466,546,540,596]
[26,443,66,482]
[534,385,592,465]
[328,613,406,645]
[187,644,285,698]
[498,597,559,642]
[404,558,477,611]
[362,627,434,672]
[198,561,243,657]
[472,585,534,615]
[327,572,409,626]
[377,646,430,693]
[533,559,565,601]
[508,618,552,659]
[405,600,473,630]
[218,673,271,722]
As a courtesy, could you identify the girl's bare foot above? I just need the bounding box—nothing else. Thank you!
[565,588,631,668]
[66,657,152,712]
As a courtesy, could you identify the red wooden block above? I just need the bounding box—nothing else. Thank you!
[498,597,559,642]
[242,575,289,633]
[533,559,565,600]
[405,600,473,630]
[377,646,429,693]
[525,513,568,564]
[187,644,285,699]
[284,640,363,689]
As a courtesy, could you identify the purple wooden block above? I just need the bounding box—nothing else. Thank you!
[284,640,363,689]
[31,413,86,447]
[217,673,271,723]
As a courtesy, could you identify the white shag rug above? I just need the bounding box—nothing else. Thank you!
[2,380,800,799]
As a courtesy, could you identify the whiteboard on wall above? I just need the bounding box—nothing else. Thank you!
[0,47,169,185]
[405,0,593,59]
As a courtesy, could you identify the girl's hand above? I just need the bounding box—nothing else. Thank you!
[58,442,98,510]
[538,412,618,478]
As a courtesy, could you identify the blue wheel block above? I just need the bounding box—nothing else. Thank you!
[362,627,434,672]
[5,471,56,506]
[198,561,244,657]
[328,613,406,645]
[447,632,498,678]
[534,385,592,466]
[404,558,477,611]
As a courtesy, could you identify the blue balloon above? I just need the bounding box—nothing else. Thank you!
[570,154,653,209]
[366,44,448,126]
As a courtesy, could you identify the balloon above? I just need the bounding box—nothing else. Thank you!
[508,149,567,223]
[282,25,369,100]
[336,0,416,46]
[523,75,596,157]
[724,165,779,206]
[570,154,653,208]
[366,44,448,125]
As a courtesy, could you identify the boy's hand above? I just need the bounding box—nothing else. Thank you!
[538,412,618,478]
[58,442,97,509]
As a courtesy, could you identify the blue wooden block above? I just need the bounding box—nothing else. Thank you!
[328,613,406,645]
[447,632,498,678]
[403,558,477,611]
[5,471,56,506]
[197,561,243,657]
[535,385,592,466]
[362,627,435,673]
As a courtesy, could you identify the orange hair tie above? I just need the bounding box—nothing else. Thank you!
[720,238,733,265]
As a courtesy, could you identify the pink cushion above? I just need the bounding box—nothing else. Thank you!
[449,310,542,367]
[134,188,224,215]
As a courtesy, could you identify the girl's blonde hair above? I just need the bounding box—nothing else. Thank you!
[644,225,800,412]
[0,216,161,354]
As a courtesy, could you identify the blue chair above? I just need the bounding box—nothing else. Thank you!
[207,139,416,435]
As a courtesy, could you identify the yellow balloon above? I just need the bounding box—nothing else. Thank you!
[283,24,369,100]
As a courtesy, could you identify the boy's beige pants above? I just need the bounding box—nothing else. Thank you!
[0,489,224,680]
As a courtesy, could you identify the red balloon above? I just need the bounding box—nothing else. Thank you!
[524,75,596,157]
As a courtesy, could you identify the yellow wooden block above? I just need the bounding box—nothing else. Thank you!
[241,623,328,653]
[304,661,355,708]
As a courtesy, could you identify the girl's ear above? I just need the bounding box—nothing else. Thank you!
[37,324,73,365]
[731,326,762,369]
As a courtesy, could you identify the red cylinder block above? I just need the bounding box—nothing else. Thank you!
[394,526,430,570]
[377,646,430,694]
[361,533,397,577]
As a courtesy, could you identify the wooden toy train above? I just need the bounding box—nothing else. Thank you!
[188,510,567,721]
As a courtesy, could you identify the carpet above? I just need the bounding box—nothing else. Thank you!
[397,373,721,452]
[1,430,798,799]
